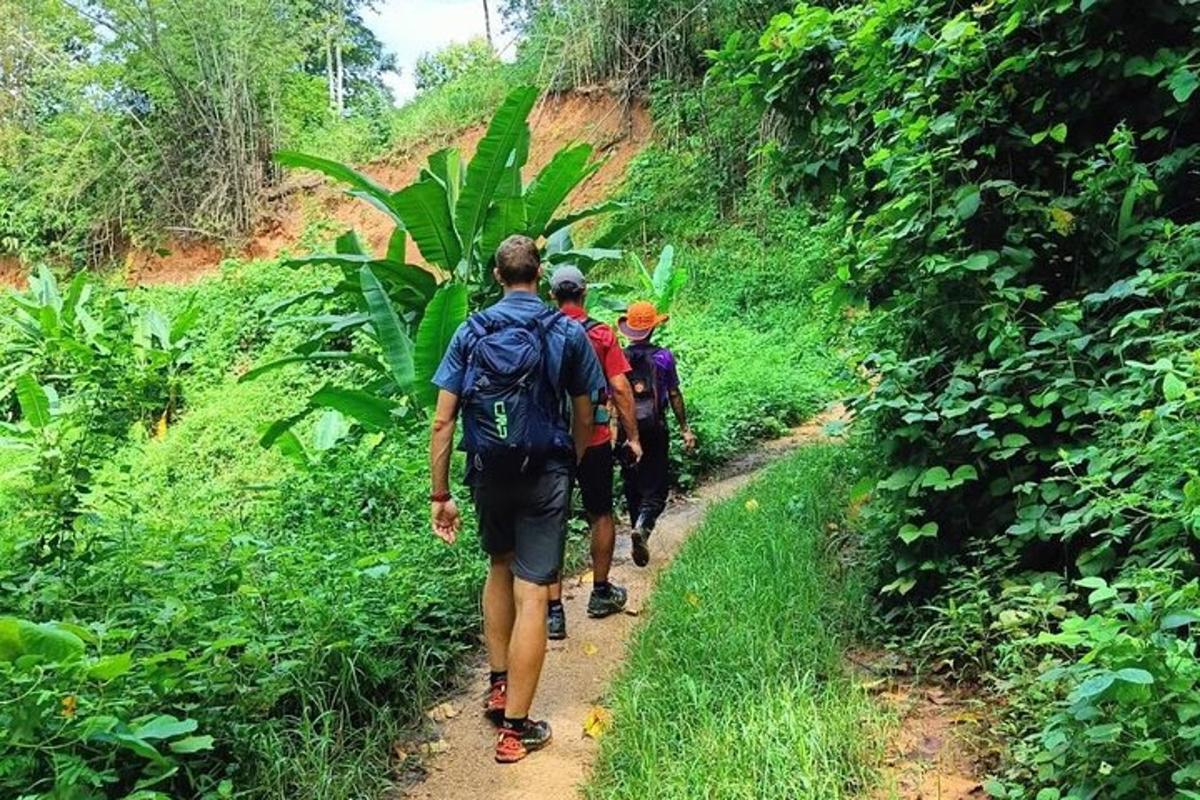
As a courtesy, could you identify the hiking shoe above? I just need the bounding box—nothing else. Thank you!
[483,680,506,725]
[547,603,567,640]
[587,584,628,618]
[631,526,650,567]
[495,720,552,763]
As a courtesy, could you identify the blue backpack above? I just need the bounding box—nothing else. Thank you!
[461,307,564,474]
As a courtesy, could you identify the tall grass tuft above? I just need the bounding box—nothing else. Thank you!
[586,445,887,799]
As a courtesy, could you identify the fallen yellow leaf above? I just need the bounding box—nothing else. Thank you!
[582,705,613,739]
[744,498,760,512]
[685,592,701,608]
[583,642,599,656]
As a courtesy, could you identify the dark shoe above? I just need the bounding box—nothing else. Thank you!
[495,720,552,763]
[547,604,567,640]
[483,680,506,725]
[631,526,650,567]
[587,584,628,618]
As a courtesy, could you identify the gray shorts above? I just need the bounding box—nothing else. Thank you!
[472,464,571,585]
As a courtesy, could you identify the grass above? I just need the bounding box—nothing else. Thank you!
[585,445,887,800]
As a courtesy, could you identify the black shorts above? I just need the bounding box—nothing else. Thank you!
[472,464,571,585]
[576,443,615,516]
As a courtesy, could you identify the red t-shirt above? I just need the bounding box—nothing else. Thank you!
[561,303,630,446]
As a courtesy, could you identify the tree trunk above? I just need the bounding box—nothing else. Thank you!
[482,0,493,48]
[334,39,344,114]
[325,33,335,111]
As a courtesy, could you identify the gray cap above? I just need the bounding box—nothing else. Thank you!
[549,265,586,292]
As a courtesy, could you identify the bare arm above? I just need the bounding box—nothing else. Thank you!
[668,387,697,451]
[571,394,595,463]
[610,373,640,447]
[429,390,462,543]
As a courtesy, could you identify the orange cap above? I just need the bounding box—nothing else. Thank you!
[618,301,669,341]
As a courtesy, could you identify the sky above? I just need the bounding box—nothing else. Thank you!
[363,0,514,104]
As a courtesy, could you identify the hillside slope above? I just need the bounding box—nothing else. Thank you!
[121,91,650,286]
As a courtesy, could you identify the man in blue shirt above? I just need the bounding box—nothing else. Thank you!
[428,234,605,764]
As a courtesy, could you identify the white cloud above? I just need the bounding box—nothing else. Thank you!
[363,0,506,104]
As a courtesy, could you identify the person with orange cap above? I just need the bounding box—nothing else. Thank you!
[616,300,697,567]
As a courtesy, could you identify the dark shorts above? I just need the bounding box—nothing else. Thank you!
[576,442,615,516]
[472,465,571,585]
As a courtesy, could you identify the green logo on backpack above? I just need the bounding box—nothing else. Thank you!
[494,401,509,439]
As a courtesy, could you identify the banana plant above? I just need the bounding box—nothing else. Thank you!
[630,244,688,314]
[246,85,623,449]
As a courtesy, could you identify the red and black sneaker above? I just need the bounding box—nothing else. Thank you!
[483,679,506,725]
[495,720,552,764]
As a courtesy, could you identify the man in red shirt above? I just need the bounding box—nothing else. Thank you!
[546,266,643,639]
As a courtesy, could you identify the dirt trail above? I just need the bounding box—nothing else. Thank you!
[852,650,993,800]
[400,409,844,800]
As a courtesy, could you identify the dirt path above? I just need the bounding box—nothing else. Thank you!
[401,409,844,800]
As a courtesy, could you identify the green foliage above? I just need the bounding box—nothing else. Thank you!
[518,0,785,90]
[709,0,1200,796]
[254,86,621,445]
[1,0,396,265]
[586,445,885,799]
[414,38,499,93]
[1,267,193,557]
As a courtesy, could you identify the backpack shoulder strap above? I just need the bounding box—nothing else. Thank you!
[582,317,603,333]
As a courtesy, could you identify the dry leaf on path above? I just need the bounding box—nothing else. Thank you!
[583,706,613,739]
[419,739,450,755]
[425,701,458,722]
[583,642,599,656]
[578,571,594,586]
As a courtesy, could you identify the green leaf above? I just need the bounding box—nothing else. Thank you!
[336,230,368,256]
[651,245,676,298]
[132,714,198,741]
[1049,122,1068,143]
[921,466,952,489]
[1167,68,1199,103]
[898,522,938,544]
[1114,668,1154,685]
[272,429,311,469]
[456,86,539,259]
[546,248,623,267]
[259,408,316,449]
[309,386,398,431]
[387,229,408,263]
[275,151,398,220]
[1072,672,1115,700]
[238,352,384,384]
[393,180,462,271]
[427,147,463,210]
[414,283,468,409]
[543,200,624,238]
[89,652,134,681]
[1161,612,1200,630]
[170,735,215,754]
[523,143,599,237]
[954,185,981,220]
[0,619,85,663]
[1163,372,1187,402]
[480,197,528,265]
[15,374,51,429]
[312,410,350,451]
[360,266,414,389]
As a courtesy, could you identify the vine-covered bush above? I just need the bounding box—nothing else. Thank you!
[714,0,1200,796]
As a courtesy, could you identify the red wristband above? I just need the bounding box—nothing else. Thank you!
[430,490,452,503]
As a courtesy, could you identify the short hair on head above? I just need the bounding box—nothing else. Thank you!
[495,235,540,285]
[552,284,585,304]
